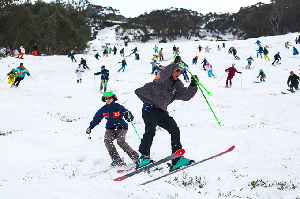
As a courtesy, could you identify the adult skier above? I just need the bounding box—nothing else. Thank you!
[257,45,263,58]
[201,57,208,70]
[172,45,177,54]
[255,40,261,46]
[118,58,127,72]
[134,56,199,170]
[153,45,158,53]
[17,46,25,59]
[257,69,266,82]
[95,52,100,60]
[232,47,240,60]
[103,48,108,57]
[69,51,76,62]
[75,64,84,83]
[287,71,300,92]
[293,47,299,55]
[246,56,254,69]
[150,59,160,74]
[263,47,270,61]
[6,46,11,56]
[32,43,38,56]
[80,58,89,69]
[192,56,198,65]
[198,45,202,52]
[9,63,30,88]
[225,63,242,87]
[272,52,281,65]
[128,47,138,56]
[285,42,291,49]
[205,46,211,53]
[120,48,124,57]
[94,65,109,92]
[113,46,117,55]
[158,48,164,60]
[86,91,139,167]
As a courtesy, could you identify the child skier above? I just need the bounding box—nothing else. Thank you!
[113,46,117,55]
[118,58,127,72]
[206,62,214,77]
[94,65,109,92]
[246,56,254,69]
[272,52,281,65]
[257,69,266,82]
[7,70,17,84]
[172,45,177,54]
[6,46,11,56]
[75,64,84,83]
[225,63,242,87]
[10,63,30,88]
[86,91,139,167]
[205,46,211,53]
[32,43,38,56]
[201,57,208,70]
[293,47,299,55]
[192,56,198,65]
[17,46,25,59]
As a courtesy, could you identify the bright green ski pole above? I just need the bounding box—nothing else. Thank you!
[181,63,221,126]
[127,115,141,141]
[181,62,211,95]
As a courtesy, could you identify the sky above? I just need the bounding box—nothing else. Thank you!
[41,0,271,18]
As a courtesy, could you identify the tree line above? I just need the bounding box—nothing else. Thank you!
[117,0,300,42]
[0,0,123,55]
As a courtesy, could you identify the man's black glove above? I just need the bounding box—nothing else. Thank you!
[27,73,30,76]
[124,112,132,122]
[191,75,199,86]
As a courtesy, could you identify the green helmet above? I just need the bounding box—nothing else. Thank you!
[103,91,113,97]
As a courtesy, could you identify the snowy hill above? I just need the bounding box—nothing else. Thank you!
[1,26,300,199]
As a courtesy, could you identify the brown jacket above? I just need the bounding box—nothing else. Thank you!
[135,62,197,112]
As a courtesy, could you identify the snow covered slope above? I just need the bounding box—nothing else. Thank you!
[0,26,300,199]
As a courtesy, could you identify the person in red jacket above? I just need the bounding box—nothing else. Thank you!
[225,63,242,87]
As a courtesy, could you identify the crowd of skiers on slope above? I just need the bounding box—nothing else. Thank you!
[2,37,300,171]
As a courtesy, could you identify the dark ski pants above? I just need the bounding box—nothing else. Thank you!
[139,105,182,156]
[289,82,299,91]
[12,77,24,87]
[272,59,280,65]
[104,129,139,163]
[226,75,233,86]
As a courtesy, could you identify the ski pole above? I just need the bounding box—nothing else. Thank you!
[84,72,93,80]
[217,73,226,84]
[181,63,221,126]
[240,73,242,88]
[127,116,141,141]
[0,75,8,83]
[181,62,211,95]
[29,75,37,83]
[72,74,76,79]
[142,74,153,82]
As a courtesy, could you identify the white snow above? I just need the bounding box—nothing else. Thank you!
[1,26,300,199]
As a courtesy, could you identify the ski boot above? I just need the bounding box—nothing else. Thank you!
[137,154,153,168]
[169,157,195,171]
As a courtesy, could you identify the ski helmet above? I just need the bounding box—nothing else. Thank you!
[232,63,235,66]
[174,56,181,63]
[259,69,263,72]
[101,65,105,69]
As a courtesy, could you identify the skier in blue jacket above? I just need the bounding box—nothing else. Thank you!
[10,63,30,87]
[86,91,139,166]
[293,47,299,55]
[118,58,127,72]
[94,65,109,92]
